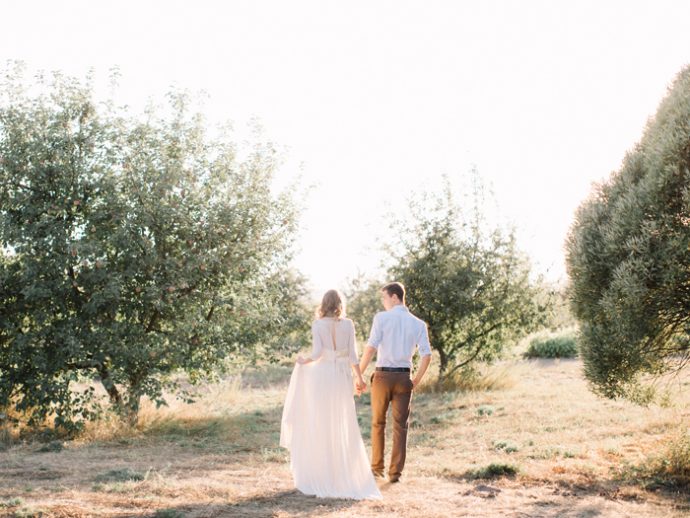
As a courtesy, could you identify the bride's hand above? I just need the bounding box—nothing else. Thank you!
[296,356,309,365]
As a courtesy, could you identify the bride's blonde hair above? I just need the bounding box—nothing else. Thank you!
[317,289,345,319]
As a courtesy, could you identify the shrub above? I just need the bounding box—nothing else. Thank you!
[466,463,519,479]
[524,331,578,359]
[477,405,495,416]
[493,440,519,453]
[37,441,64,453]
[0,498,24,508]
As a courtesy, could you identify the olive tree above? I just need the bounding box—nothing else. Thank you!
[566,65,690,402]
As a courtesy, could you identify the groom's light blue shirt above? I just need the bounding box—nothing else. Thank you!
[367,305,431,369]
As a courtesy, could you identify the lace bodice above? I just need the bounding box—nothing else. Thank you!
[310,317,359,365]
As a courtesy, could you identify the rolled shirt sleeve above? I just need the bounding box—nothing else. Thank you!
[417,322,432,357]
[367,313,383,348]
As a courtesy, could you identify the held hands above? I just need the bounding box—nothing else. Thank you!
[355,378,367,395]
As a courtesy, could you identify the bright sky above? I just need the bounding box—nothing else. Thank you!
[3,1,690,296]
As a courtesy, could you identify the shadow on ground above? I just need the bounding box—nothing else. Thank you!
[143,489,357,517]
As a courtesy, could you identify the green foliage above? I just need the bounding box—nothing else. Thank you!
[466,462,518,479]
[477,405,495,416]
[37,440,64,453]
[536,283,576,330]
[566,65,690,400]
[523,330,578,359]
[344,275,383,344]
[0,498,24,509]
[0,64,309,430]
[154,510,185,518]
[387,173,547,380]
[493,440,519,453]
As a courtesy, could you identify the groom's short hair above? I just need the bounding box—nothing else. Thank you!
[381,282,405,303]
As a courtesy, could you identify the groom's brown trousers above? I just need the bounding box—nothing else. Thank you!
[370,370,413,480]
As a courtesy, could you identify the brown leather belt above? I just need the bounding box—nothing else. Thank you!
[375,367,410,372]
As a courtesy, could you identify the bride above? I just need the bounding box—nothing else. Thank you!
[280,289,382,500]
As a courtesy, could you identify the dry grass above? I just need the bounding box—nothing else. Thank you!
[2,359,690,517]
[415,361,519,394]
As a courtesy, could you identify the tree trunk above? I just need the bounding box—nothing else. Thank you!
[124,393,141,427]
[98,366,123,409]
[437,351,448,386]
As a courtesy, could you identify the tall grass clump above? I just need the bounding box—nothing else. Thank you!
[631,428,690,489]
[416,363,517,394]
[78,375,244,442]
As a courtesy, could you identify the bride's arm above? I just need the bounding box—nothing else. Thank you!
[359,314,379,374]
[349,321,365,388]
[352,364,365,390]
[297,321,322,364]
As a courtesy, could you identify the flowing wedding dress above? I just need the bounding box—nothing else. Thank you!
[280,317,382,500]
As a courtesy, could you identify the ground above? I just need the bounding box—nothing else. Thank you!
[1,358,690,517]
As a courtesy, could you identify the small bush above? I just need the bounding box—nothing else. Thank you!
[477,405,494,416]
[94,468,146,483]
[466,463,519,479]
[0,498,23,508]
[493,440,519,453]
[524,331,578,359]
[37,441,64,453]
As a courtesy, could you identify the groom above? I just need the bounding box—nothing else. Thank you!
[359,282,432,483]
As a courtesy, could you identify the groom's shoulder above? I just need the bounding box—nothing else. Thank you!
[407,310,428,326]
[373,310,388,321]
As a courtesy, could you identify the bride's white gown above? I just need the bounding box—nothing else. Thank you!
[280,317,382,500]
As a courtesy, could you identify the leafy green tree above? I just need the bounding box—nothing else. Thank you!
[0,65,308,429]
[566,65,690,401]
[387,175,545,382]
[344,275,384,344]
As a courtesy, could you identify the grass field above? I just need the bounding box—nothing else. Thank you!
[1,356,690,517]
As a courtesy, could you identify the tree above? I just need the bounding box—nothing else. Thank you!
[0,64,309,430]
[566,65,690,402]
[387,174,545,382]
[344,275,384,344]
